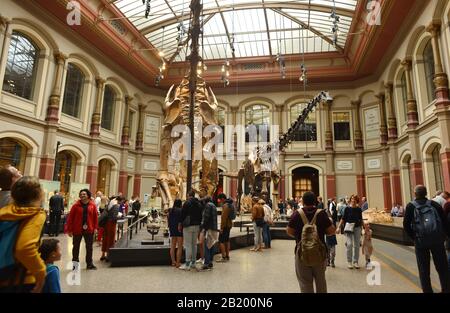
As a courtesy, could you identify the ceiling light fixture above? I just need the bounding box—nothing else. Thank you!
[142,0,151,19]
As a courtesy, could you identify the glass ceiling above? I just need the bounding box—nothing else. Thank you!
[112,0,358,62]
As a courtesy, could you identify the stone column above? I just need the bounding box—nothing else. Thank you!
[352,100,366,197]
[382,148,392,209]
[407,131,424,187]
[389,144,402,206]
[376,93,388,146]
[401,59,419,129]
[229,106,239,200]
[46,52,67,123]
[0,16,10,68]
[86,78,105,191]
[39,52,68,180]
[385,83,398,140]
[275,104,286,200]
[323,99,335,199]
[118,96,133,196]
[90,78,106,137]
[133,104,147,197]
[121,96,132,146]
[427,22,450,191]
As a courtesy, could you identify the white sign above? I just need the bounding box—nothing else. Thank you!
[367,158,381,169]
[336,160,353,170]
[144,161,157,171]
[127,158,134,169]
[144,116,160,145]
[364,107,380,140]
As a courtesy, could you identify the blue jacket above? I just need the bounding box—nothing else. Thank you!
[42,264,61,293]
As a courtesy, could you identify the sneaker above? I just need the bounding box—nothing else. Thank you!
[86,264,97,270]
[353,262,360,269]
[347,262,354,269]
[366,262,373,270]
[179,263,190,271]
[216,257,228,263]
[225,256,230,261]
[196,258,204,264]
[200,264,211,271]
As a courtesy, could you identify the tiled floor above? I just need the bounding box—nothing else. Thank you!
[46,230,444,293]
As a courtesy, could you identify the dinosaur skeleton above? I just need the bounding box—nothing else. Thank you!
[235,91,332,214]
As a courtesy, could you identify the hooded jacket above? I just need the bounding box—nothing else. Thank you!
[0,204,46,286]
[65,200,98,235]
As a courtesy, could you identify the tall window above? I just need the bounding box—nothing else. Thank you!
[62,63,85,118]
[2,31,39,100]
[101,85,115,131]
[333,112,351,141]
[290,103,317,142]
[0,138,27,173]
[245,105,270,143]
[54,151,76,196]
[431,145,444,192]
[400,72,408,122]
[423,40,436,104]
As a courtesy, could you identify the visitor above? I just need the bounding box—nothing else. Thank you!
[250,199,265,252]
[65,189,98,270]
[262,200,273,249]
[403,185,449,293]
[287,191,335,293]
[326,216,337,268]
[337,194,363,269]
[286,203,294,218]
[317,196,324,210]
[179,191,203,271]
[48,190,64,237]
[94,191,102,213]
[432,191,447,208]
[200,196,218,270]
[336,198,346,233]
[444,198,450,274]
[0,165,22,209]
[362,223,374,270]
[96,195,109,245]
[391,203,404,217]
[100,196,120,262]
[0,176,46,293]
[131,196,141,223]
[39,238,62,293]
[361,197,369,212]
[216,193,233,262]
[168,199,183,267]
[328,197,337,226]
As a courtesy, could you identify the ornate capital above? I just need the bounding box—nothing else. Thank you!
[426,22,441,38]
[125,95,133,105]
[230,106,239,113]
[275,104,284,112]
[351,100,361,107]
[375,93,385,101]
[95,77,106,89]
[0,15,11,31]
[54,52,68,64]
[401,59,412,71]
[384,82,393,92]
[138,103,147,112]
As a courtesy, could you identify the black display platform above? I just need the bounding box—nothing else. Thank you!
[369,222,414,246]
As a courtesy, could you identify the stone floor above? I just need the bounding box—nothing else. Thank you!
[46,230,446,293]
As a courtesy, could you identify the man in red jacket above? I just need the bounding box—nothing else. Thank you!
[65,189,98,270]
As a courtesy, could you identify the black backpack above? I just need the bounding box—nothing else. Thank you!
[412,200,444,248]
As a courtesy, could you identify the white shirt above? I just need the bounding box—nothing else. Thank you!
[432,196,446,207]
[94,196,101,210]
[263,204,272,223]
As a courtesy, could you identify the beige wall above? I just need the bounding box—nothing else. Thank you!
[366,176,384,209]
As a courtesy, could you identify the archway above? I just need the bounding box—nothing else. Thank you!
[292,167,319,198]
[54,150,78,199]
[0,137,28,173]
[97,159,114,196]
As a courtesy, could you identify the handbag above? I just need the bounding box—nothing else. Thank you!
[182,215,191,227]
[344,222,355,233]
[255,218,265,227]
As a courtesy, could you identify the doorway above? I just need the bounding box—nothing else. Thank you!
[292,167,319,198]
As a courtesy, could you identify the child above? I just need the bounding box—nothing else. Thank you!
[362,223,374,270]
[39,239,62,293]
[326,217,337,268]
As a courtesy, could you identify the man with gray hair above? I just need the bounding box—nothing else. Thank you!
[404,185,450,293]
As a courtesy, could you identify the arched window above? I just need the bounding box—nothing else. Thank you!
[290,103,317,142]
[431,145,444,192]
[245,104,270,143]
[400,72,408,122]
[0,138,27,173]
[101,85,116,131]
[54,151,77,197]
[2,31,39,100]
[97,159,113,196]
[423,40,436,104]
[62,63,85,118]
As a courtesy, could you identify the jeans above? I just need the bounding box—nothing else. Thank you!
[345,227,362,263]
[262,223,271,248]
[253,222,263,248]
[204,234,215,266]
[183,225,199,266]
[72,232,94,266]
[415,244,449,293]
[295,257,327,293]
[327,244,336,263]
[49,210,62,235]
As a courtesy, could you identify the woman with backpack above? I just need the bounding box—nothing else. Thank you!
[99,196,120,262]
[0,176,46,293]
[337,194,363,269]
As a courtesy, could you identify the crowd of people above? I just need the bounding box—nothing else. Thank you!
[1,163,449,294]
